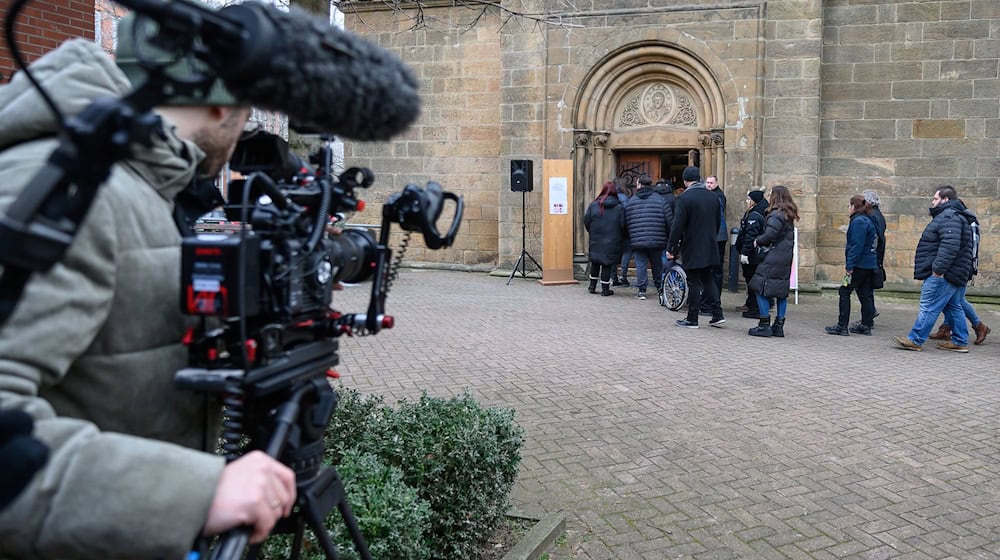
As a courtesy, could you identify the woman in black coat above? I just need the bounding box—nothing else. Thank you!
[584,181,627,296]
[736,189,768,317]
[748,185,798,337]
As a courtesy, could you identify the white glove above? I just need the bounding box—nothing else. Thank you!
[740,254,749,265]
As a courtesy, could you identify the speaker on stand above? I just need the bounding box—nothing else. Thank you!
[507,159,542,285]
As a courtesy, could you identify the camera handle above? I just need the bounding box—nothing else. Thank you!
[383,181,463,250]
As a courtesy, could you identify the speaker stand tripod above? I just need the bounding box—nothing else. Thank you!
[507,191,542,285]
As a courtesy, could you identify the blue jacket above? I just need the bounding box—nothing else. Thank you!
[845,213,877,271]
[625,187,670,249]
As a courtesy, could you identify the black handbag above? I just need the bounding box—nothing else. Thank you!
[873,266,886,289]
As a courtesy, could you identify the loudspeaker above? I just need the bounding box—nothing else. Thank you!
[510,160,533,192]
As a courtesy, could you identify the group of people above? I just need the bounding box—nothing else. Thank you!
[584,166,799,335]
[585,171,990,349]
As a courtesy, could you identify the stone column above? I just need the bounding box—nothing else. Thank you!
[572,130,592,258]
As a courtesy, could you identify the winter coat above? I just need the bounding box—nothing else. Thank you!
[0,40,225,559]
[584,196,626,265]
[913,199,975,286]
[652,181,676,232]
[666,182,720,270]
[748,210,794,299]
[712,187,728,243]
[625,187,670,249]
[869,206,887,267]
[736,199,768,265]
[845,213,878,271]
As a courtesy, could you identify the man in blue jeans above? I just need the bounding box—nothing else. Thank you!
[624,174,671,300]
[893,186,976,352]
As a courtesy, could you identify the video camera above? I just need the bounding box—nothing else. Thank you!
[174,131,462,560]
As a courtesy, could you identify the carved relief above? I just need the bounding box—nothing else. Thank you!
[593,134,609,147]
[617,83,698,129]
[574,133,591,147]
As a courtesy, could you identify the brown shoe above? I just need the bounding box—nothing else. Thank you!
[928,324,951,340]
[936,341,969,353]
[893,336,923,351]
[973,322,990,345]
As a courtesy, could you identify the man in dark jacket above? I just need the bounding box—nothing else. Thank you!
[893,186,975,352]
[624,174,670,300]
[701,175,727,315]
[667,166,725,328]
[862,189,887,322]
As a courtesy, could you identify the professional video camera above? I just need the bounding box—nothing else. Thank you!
[175,131,462,560]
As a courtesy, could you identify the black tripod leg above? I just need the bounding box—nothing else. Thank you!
[507,252,527,285]
[525,250,542,272]
[300,501,341,560]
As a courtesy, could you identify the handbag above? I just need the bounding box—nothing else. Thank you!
[873,265,886,289]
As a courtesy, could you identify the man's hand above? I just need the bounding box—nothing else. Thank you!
[202,451,297,544]
[739,254,749,265]
[666,252,675,261]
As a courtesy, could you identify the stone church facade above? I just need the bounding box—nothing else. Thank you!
[341,0,1000,294]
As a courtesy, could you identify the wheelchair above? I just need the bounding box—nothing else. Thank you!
[658,255,688,311]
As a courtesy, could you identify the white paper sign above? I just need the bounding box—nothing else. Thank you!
[549,177,568,214]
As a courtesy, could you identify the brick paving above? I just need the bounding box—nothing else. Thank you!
[332,269,1000,559]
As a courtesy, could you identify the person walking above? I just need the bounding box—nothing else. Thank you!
[747,185,798,337]
[584,181,627,296]
[825,194,878,336]
[667,166,725,328]
[736,189,768,318]
[624,174,671,300]
[862,189,887,322]
[927,198,989,345]
[893,186,976,352]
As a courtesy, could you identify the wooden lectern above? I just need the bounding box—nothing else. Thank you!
[539,160,578,285]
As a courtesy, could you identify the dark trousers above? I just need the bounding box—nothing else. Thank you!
[741,263,759,311]
[837,268,876,327]
[701,241,727,312]
[589,261,613,283]
[686,266,721,322]
[632,247,664,292]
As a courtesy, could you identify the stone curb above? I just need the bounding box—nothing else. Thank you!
[501,511,566,560]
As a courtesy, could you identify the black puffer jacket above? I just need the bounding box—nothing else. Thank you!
[584,196,626,265]
[736,199,768,265]
[625,187,670,249]
[748,210,794,298]
[870,206,887,267]
[914,199,974,286]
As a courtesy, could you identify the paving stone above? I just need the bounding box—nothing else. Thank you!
[332,270,1000,559]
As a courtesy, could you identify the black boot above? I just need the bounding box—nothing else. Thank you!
[771,317,785,338]
[588,278,598,294]
[748,317,772,337]
[601,281,614,296]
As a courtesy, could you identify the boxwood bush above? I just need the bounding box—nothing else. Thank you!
[260,449,430,560]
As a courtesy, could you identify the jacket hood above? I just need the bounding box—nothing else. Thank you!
[0,39,203,202]
[746,199,768,217]
[600,195,621,209]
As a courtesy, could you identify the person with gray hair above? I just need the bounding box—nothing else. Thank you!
[861,189,887,322]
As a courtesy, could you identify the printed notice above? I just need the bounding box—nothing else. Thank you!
[549,177,568,214]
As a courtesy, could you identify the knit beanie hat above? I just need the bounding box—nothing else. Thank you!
[862,189,880,206]
[747,190,765,204]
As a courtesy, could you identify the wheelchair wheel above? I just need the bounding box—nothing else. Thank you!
[659,265,688,311]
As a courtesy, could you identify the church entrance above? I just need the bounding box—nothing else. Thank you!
[616,149,697,189]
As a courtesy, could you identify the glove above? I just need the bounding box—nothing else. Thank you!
[740,254,749,265]
[0,409,49,511]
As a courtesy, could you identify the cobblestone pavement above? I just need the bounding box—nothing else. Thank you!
[332,269,1000,560]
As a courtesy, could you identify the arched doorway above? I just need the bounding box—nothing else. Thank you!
[571,42,727,260]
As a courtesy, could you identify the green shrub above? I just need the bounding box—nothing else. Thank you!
[349,392,524,560]
[260,449,431,560]
[323,387,386,465]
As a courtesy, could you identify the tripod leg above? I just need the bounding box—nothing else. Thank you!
[506,251,527,285]
[525,250,542,272]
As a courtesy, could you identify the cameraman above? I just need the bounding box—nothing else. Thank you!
[0,17,295,559]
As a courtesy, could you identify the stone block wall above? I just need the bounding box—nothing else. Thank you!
[819,0,1000,289]
[0,0,95,79]
[341,4,503,268]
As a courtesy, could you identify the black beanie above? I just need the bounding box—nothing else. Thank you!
[747,190,765,204]
[682,166,700,182]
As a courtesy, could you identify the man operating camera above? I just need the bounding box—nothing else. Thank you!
[0,16,295,559]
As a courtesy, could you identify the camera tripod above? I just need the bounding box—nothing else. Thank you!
[177,340,371,560]
[506,191,542,285]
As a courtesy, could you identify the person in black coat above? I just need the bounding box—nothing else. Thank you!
[612,177,635,287]
[735,189,768,318]
[624,174,670,300]
[824,194,878,336]
[862,189,887,320]
[666,166,724,328]
[702,175,727,315]
[747,185,798,337]
[584,181,627,296]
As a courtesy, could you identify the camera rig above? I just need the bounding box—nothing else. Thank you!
[174,131,462,560]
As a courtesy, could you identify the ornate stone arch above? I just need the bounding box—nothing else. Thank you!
[570,40,733,256]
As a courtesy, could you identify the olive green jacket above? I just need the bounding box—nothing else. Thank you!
[0,40,225,559]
